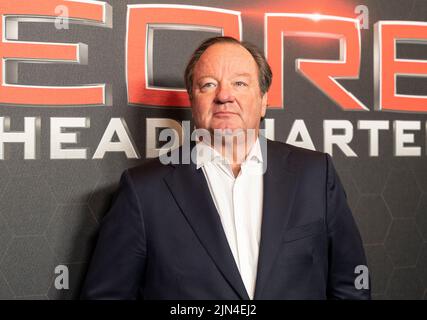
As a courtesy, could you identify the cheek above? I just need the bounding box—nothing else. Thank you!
[236,97,264,128]
[241,95,263,116]
[192,99,212,122]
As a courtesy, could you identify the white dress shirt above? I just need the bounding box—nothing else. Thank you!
[195,138,264,299]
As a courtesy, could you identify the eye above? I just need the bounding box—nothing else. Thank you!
[201,82,216,89]
[234,81,248,87]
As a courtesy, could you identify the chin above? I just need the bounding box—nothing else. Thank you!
[210,127,247,137]
[210,121,241,131]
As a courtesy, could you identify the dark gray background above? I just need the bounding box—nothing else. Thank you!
[0,0,427,300]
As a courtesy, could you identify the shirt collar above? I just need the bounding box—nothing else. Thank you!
[195,137,263,170]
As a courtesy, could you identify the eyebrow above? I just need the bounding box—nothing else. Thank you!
[196,73,252,81]
[233,73,252,78]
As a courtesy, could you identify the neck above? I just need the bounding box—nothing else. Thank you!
[211,132,258,177]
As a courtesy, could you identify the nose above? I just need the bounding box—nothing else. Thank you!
[214,84,235,104]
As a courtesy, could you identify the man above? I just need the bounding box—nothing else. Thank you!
[81,36,370,300]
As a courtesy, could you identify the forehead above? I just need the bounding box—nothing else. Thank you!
[194,43,258,77]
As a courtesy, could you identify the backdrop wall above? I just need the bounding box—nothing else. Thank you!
[0,0,427,300]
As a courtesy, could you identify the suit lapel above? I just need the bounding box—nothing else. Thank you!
[164,159,250,300]
[254,141,298,299]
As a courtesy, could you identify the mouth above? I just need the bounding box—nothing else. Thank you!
[213,111,238,117]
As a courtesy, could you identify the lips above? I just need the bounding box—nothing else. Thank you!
[213,111,238,117]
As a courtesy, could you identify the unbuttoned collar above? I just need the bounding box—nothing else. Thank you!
[195,137,263,170]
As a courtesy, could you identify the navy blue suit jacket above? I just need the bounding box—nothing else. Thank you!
[81,140,370,299]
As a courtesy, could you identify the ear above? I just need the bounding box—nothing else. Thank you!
[260,93,267,117]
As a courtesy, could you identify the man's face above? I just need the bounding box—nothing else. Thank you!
[190,43,267,135]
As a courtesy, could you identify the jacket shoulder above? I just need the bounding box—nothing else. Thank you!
[125,157,174,186]
[266,139,330,177]
[267,139,326,162]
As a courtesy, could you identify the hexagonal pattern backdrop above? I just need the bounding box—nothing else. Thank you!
[1,0,427,300]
